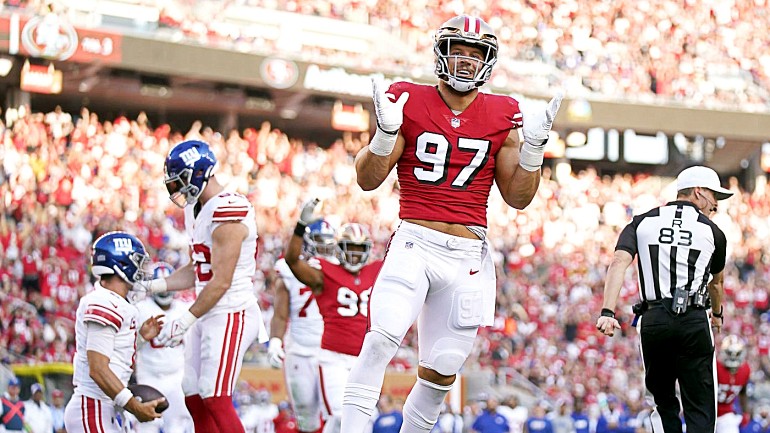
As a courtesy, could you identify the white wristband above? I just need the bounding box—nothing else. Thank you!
[179,310,198,328]
[519,141,545,172]
[149,278,168,294]
[368,128,398,156]
[269,337,283,348]
[114,388,133,408]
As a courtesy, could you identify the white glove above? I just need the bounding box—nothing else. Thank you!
[371,77,409,134]
[267,337,285,369]
[156,310,197,347]
[519,92,564,171]
[299,198,320,226]
[133,278,167,295]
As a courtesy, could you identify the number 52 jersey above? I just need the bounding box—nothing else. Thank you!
[387,81,523,228]
[185,192,259,315]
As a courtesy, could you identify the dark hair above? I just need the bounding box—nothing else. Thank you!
[677,187,695,198]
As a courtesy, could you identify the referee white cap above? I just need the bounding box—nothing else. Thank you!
[676,166,733,200]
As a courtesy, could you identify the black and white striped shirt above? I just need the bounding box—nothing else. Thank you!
[616,201,727,302]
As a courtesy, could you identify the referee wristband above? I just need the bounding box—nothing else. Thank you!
[601,308,616,319]
[293,222,307,237]
[713,306,724,318]
[114,388,133,408]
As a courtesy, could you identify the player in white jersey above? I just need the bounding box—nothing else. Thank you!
[138,140,268,433]
[268,219,337,433]
[134,262,194,433]
[64,232,165,433]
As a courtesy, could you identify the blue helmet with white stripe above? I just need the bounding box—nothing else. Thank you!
[91,231,149,284]
[164,140,217,208]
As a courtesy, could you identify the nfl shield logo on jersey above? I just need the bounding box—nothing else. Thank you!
[450,118,461,128]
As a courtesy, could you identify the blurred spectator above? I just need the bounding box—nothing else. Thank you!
[240,388,279,433]
[273,401,299,433]
[24,383,53,433]
[434,404,463,433]
[50,389,66,433]
[1,377,25,433]
[549,399,574,433]
[471,396,509,433]
[525,403,554,433]
[496,395,527,433]
[372,395,403,433]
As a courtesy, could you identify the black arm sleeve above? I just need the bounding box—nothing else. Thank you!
[615,217,639,258]
[710,225,728,274]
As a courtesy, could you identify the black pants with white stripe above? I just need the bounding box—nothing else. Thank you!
[639,301,716,433]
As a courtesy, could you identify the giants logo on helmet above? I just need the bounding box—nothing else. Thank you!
[179,147,202,166]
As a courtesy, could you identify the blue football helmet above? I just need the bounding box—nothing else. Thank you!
[304,219,337,259]
[151,262,175,307]
[164,140,217,207]
[336,223,372,273]
[91,231,149,284]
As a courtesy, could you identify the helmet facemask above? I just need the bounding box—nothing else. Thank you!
[720,335,746,370]
[434,16,498,93]
[165,167,211,208]
[303,220,338,260]
[337,240,371,273]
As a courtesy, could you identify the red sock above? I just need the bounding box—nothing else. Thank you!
[185,394,222,433]
[203,395,245,433]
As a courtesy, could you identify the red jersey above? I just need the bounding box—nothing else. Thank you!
[388,81,522,227]
[315,259,383,356]
[716,361,750,416]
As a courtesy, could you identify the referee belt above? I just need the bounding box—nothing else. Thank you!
[647,296,703,310]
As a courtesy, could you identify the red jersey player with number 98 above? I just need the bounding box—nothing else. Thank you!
[286,201,383,433]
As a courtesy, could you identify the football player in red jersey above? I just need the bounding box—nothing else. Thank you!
[716,335,751,433]
[341,15,562,433]
[286,200,384,433]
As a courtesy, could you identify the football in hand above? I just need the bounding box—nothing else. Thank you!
[128,384,169,413]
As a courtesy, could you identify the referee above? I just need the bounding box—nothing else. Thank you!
[596,165,732,433]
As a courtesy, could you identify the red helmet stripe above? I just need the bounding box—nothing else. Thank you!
[464,16,470,32]
[474,18,480,34]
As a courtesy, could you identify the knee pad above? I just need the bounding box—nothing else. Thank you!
[420,337,474,376]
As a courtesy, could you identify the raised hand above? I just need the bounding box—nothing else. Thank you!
[519,92,564,171]
[372,77,409,135]
[299,198,320,226]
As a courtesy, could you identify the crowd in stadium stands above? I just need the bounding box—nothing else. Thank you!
[1,104,770,427]
[10,0,766,110]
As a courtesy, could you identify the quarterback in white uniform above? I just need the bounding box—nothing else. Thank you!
[134,262,194,433]
[64,232,164,433]
[140,140,268,433]
[268,219,337,433]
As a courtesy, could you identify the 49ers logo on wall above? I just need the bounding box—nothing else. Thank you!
[21,14,78,60]
[260,58,299,89]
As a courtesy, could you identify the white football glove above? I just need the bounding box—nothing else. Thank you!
[156,310,197,348]
[299,198,320,226]
[372,77,409,134]
[519,92,564,171]
[267,337,285,369]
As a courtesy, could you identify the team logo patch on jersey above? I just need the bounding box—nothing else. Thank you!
[451,118,461,128]
[405,241,413,249]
